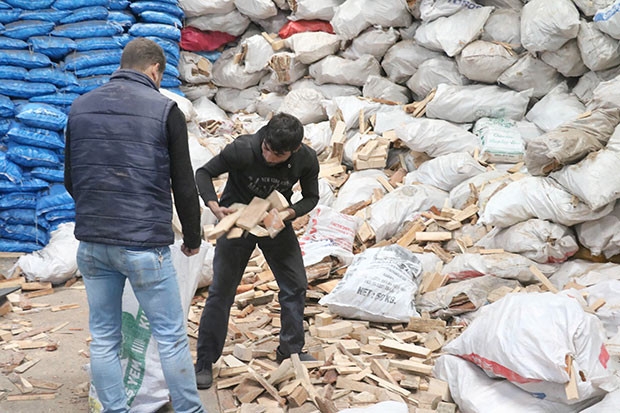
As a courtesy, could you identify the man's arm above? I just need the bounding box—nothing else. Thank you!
[288,149,320,219]
[195,145,238,220]
[63,126,73,197]
[167,105,201,250]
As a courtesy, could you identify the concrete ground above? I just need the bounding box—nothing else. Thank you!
[0,256,219,413]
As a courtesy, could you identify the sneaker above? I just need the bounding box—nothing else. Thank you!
[276,348,317,363]
[195,364,213,390]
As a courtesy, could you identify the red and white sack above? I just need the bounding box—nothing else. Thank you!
[444,292,613,404]
[434,355,594,413]
[299,205,361,267]
[480,176,615,228]
[476,219,578,264]
[319,245,423,323]
[441,252,557,284]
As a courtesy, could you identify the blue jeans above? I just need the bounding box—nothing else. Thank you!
[77,242,205,413]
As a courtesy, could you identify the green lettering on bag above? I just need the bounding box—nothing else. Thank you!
[120,308,151,406]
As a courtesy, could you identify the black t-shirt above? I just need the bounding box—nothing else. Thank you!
[195,127,320,218]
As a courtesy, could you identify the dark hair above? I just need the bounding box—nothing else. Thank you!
[263,113,304,153]
[120,37,166,74]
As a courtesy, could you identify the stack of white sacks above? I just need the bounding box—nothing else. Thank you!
[172,0,620,411]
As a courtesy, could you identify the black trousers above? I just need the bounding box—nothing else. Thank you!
[195,224,307,369]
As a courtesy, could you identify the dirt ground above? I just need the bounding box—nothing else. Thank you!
[0,257,219,413]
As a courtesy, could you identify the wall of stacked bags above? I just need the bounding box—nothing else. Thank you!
[0,0,188,252]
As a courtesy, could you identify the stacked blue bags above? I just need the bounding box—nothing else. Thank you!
[0,0,185,252]
[128,0,183,93]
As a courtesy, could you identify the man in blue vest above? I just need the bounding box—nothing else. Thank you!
[64,38,205,413]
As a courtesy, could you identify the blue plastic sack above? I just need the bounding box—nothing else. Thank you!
[37,184,74,214]
[19,9,72,22]
[74,36,122,52]
[0,223,49,244]
[0,176,49,192]
[0,118,11,134]
[129,1,183,18]
[29,36,77,60]
[30,166,64,183]
[0,239,42,252]
[59,6,108,24]
[0,94,14,117]
[16,103,68,130]
[52,20,123,39]
[161,75,180,88]
[146,36,179,60]
[109,0,129,10]
[74,64,117,78]
[0,79,56,98]
[0,191,37,209]
[129,23,181,42]
[30,92,79,106]
[164,64,179,78]
[0,9,21,24]
[115,34,132,47]
[0,208,37,225]
[53,0,110,9]
[0,49,52,68]
[27,67,79,87]
[108,11,135,28]
[7,144,60,168]
[196,50,222,63]
[7,125,65,149]
[63,48,122,70]
[0,36,27,49]
[3,20,55,40]
[0,151,23,183]
[5,0,54,10]
[139,11,182,27]
[45,208,75,222]
[62,75,109,94]
[0,65,27,80]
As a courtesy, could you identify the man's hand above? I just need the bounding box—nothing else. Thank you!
[181,244,200,257]
[208,200,235,220]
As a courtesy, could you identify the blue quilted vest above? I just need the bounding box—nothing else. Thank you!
[68,69,175,247]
